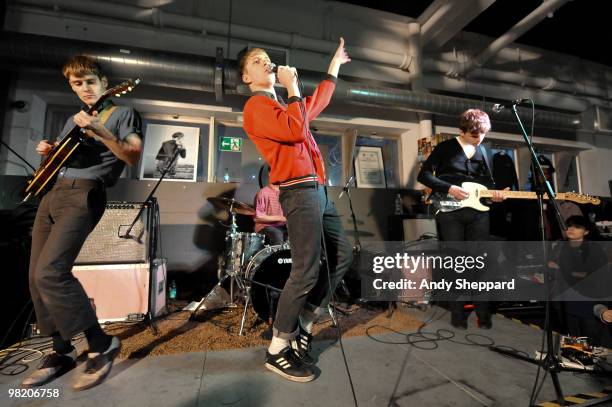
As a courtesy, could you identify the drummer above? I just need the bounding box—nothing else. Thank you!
[254,183,287,246]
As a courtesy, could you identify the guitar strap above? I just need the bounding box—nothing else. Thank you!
[97,105,119,128]
[479,145,495,186]
[58,104,118,142]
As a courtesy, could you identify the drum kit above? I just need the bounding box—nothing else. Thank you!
[191,196,293,335]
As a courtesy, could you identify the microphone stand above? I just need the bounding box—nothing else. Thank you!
[120,147,181,241]
[0,139,36,174]
[340,175,361,252]
[116,147,182,336]
[489,103,612,406]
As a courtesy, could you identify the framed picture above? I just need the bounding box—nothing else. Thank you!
[140,124,200,182]
[354,146,386,188]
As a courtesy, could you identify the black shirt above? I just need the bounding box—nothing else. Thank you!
[417,138,494,193]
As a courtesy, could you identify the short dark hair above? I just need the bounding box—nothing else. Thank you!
[238,47,268,76]
[62,55,105,80]
[566,215,589,229]
[171,132,184,139]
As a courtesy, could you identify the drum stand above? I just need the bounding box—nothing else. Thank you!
[190,208,245,318]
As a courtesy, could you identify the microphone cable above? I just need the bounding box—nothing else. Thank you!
[295,72,359,407]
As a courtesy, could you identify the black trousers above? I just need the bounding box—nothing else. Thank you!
[260,225,287,246]
[436,208,491,320]
[273,186,353,339]
[29,178,106,340]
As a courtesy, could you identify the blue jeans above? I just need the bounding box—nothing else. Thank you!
[273,185,353,339]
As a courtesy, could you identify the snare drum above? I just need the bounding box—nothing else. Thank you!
[244,243,292,321]
[222,232,265,276]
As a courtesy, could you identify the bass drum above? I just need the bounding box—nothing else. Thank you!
[244,243,292,321]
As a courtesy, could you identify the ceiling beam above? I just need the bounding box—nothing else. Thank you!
[419,0,496,49]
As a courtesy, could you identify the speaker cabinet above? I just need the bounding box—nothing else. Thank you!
[403,217,437,242]
[74,202,151,265]
[73,259,167,323]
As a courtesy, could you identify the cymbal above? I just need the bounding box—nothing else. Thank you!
[207,197,256,216]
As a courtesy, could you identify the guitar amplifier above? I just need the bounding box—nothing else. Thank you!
[72,259,167,323]
[74,202,152,265]
[403,217,437,242]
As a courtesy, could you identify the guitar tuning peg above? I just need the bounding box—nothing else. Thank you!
[127,87,132,91]
[121,91,126,94]
[114,93,120,97]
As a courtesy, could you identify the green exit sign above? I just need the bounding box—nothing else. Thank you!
[220,137,242,152]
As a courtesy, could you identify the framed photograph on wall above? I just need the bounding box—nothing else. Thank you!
[140,124,200,182]
[354,146,386,188]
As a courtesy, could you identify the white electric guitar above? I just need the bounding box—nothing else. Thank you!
[431,182,601,213]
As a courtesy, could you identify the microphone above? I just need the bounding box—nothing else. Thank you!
[594,304,609,322]
[339,175,355,199]
[491,98,531,113]
[267,63,297,78]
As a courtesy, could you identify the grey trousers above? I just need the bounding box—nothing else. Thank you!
[273,186,353,339]
[29,177,106,340]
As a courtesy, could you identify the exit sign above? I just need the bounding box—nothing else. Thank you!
[220,137,242,152]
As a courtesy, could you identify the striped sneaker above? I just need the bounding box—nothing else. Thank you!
[292,326,314,365]
[265,346,315,382]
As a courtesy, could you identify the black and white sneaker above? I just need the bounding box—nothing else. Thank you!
[292,326,314,365]
[21,350,77,387]
[72,336,121,391]
[265,346,315,382]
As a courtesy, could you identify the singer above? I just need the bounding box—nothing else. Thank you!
[417,109,505,329]
[240,38,352,382]
[22,56,142,390]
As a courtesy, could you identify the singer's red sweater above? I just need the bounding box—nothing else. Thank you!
[242,75,336,188]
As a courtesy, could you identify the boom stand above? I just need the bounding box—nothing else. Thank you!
[489,104,612,406]
[120,148,183,335]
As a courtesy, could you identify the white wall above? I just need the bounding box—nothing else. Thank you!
[1,86,46,176]
[578,133,612,197]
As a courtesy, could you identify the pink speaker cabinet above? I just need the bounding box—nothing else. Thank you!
[72,259,167,323]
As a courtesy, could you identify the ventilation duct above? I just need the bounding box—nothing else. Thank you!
[0,32,581,130]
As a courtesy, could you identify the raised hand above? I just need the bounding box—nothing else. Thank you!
[334,37,351,65]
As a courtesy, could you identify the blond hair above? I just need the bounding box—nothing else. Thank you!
[62,55,105,80]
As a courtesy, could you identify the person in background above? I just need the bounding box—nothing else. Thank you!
[254,183,287,246]
[417,109,506,329]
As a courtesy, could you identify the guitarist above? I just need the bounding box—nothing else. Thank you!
[22,56,142,390]
[417,109,505,329]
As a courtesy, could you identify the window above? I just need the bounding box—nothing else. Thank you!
[524,152,555,192]
[312,132,343,187]
[216,124,264,184]
[559,155,580,193]
[355,135,400,188]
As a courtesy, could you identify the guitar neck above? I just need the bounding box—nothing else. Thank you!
[479,190,564,201]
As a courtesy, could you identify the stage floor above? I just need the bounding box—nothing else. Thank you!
[2,306,612,407]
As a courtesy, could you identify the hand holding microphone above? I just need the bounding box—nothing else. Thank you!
[269,63,300,97]
[276,65,298,90]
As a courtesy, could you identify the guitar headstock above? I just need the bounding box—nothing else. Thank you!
[563,192,601,205]
[102,78,141,98]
